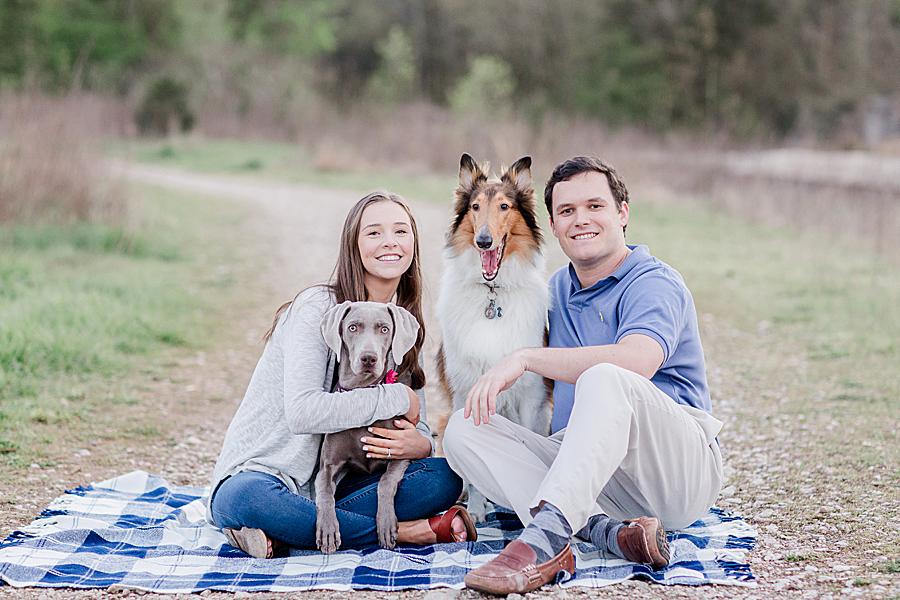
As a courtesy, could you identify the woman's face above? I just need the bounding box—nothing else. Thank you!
[357,200,415,289]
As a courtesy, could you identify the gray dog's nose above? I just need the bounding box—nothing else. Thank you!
[360,353,377,369]
[475,226,493,249]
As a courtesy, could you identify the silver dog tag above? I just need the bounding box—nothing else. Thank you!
[484,299,503,319]
[484,301,496,319]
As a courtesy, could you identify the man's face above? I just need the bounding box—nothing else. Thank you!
[549,171,629,268]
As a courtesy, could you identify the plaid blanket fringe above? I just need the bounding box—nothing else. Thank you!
[0,471,756,593]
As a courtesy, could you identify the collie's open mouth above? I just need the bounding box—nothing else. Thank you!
[479,236,506,281]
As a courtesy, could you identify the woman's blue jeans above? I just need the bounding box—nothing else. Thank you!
[210,457,463,550]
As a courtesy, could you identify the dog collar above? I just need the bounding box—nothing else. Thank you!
[335,369,398,392]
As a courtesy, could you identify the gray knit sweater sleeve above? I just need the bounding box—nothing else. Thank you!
[279,288,411,433]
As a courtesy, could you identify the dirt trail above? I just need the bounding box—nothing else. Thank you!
[2,164,894,599]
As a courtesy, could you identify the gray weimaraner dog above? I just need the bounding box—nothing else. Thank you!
[314,301,420,553]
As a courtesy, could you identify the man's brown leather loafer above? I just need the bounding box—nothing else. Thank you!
[616,516,670,569]
[464,540,575,595]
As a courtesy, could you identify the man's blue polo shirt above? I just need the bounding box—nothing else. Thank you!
[548,244,711,433]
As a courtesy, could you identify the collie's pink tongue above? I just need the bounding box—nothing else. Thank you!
[481,248,500,277]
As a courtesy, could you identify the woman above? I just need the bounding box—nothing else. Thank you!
[207,192,474,558]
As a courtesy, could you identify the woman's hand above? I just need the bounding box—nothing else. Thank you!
[361,419,431,460]
[465,350,528,426]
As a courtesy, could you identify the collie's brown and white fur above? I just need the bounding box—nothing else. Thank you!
[436,153,551,518]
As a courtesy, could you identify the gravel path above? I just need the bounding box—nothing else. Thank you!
[1,164,895,599]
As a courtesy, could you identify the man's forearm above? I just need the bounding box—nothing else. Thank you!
[519,335,663,383]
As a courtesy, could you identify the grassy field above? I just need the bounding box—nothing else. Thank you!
[635,202,898,454]
[0,184,247,468]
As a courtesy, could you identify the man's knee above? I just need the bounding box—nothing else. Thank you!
[573,362,633,408]
[575,362,625,390]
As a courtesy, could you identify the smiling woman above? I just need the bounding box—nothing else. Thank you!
[357,199,416,303]
[208,191,473,559]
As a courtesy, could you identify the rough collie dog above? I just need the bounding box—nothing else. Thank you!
[436,153,551,520]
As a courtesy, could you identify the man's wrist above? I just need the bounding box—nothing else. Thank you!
[518,348,536,373]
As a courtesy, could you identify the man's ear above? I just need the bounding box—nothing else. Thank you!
[501,155,532,192]
[458,153,486,194]
[386,304,420,365]
[321,301,353,356]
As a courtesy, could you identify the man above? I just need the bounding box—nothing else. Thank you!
[443,156,724,595]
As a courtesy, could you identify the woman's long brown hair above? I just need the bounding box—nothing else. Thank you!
[263,191,426,389]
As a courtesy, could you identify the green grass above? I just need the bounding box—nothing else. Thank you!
[785,553,816,563]
[0,184,248,465]
[877,559,900,574]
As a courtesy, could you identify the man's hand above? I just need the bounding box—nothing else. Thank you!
[361,419,431,460]
[465,350,528,425]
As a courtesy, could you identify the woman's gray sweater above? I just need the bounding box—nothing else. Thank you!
[206,286,434,524]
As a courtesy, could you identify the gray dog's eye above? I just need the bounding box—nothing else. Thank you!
[380,326,389,334]
[348,324,358,333]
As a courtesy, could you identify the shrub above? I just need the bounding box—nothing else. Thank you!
[449,56,516,117]
[135,76,195,136]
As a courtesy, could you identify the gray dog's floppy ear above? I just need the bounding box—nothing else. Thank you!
[386,304,420,365]
[321,301,353,356]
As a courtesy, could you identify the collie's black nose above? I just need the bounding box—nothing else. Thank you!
[475,226,493,249]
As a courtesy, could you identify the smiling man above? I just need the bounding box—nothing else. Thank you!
[444,156,725,595]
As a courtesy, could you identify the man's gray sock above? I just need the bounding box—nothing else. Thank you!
[517,503,573,563]
[580,513,624,558]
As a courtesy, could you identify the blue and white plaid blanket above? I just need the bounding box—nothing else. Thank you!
[0,471,755,593]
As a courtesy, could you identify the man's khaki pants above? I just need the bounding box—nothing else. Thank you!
[443,363,724,532]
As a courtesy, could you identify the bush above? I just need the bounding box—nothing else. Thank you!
[135,77,195,136]
[449,55,516,116]
[366,26,417,105]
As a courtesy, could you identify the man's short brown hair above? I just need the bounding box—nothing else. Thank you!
[544,156,630,226]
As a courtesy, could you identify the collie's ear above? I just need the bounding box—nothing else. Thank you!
[321,301,353,357]
[459,153,486,193]
[502,156,532,192]
[386,304,420,365]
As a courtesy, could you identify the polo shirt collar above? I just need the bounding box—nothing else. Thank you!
[568,244,648,293]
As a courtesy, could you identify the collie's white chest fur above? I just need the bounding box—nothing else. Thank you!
[437,247,551,434]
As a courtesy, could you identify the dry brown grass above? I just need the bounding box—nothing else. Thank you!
[0,93,127,225]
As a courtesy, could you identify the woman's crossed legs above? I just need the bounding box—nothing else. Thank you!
[211,457,465,550]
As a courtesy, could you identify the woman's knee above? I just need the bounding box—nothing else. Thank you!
[213,472,286,524]
[432,458,464,497]
[416,457,463,507]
